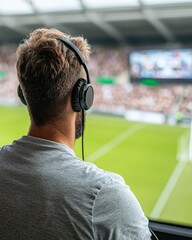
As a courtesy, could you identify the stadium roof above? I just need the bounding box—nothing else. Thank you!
[0,0,192,47]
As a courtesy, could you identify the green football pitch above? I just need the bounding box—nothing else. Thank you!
[0,105,192,226]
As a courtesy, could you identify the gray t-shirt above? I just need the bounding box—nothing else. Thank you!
[0,136,151,240]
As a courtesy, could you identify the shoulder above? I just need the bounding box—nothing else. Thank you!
[91,169,151,239]
[92,173,141,216]
[77,160,125,188]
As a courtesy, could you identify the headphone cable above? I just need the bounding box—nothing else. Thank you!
[82,110,85,161]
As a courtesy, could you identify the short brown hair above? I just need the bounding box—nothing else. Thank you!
[16,28,91,125]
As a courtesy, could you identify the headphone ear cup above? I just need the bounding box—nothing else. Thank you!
[72,78,94,112]
[17,85,27,105]
[71,79,85,112]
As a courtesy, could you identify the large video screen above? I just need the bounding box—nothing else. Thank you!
[129,49,192,82]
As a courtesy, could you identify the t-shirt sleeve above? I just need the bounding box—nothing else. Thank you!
[92,178,152,240]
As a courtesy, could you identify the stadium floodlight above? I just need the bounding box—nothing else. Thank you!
[0,0,33,15]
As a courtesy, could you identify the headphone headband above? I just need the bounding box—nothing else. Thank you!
[18,37,94,113]
[57,37,90,84]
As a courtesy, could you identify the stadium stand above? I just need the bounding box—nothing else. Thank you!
[0,45,192,122]
[0,46,18,104]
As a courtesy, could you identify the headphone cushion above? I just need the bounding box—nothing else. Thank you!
[71,79,85,112]
[17,85,27,105]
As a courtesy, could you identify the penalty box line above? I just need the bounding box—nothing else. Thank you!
[86,123,146,163]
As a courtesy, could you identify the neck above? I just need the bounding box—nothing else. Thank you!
[28,118,75,149]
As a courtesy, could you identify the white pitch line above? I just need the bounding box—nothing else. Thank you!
[150,161,186,219]
[189,120,192,161]
[87,123,145,163]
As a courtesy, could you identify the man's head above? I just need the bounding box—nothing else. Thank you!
[16,28,91,130]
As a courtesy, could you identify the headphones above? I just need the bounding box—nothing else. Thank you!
[17,37,94,113]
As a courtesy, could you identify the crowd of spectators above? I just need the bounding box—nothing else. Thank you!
[93,82,189,115]
[0,45,18,104]
[89,46,128,79]
[178,86,192,116]
[94,83,187,114]
[0,44,192,118]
